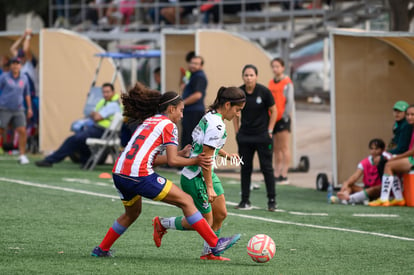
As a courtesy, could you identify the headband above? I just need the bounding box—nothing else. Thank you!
[159,94,181,106]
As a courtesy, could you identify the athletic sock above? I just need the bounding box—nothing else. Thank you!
[99,220,127,251]
[348,190,368,204]
[380,174,393,201]
[159,216,185,230]
[391,176,404,200]
[201,228,221,256]
[186,211,218,248]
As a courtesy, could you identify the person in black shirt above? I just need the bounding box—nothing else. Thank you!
[233,64,278,211]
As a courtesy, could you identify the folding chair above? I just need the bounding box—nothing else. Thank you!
[84,113,124,171]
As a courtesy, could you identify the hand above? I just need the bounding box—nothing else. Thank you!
[227,153,240,161]
[207,186,217,203]
[27,109,33,119]
[179,144,192,157]
[196,152,213,169]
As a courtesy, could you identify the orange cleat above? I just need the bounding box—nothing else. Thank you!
[200,253,231,261]
[152,216,167,248]
[368,199,390,207]
[389,198,406,206]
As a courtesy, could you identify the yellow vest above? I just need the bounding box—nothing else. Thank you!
[95,94,120,129]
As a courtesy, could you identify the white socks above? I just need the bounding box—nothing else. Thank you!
[348,191,368,204]
[391,176,404,200]
[160,217,177,229]
[380,174,393,201]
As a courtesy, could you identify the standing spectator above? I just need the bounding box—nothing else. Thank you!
[0,57,32,164]
[10,28,39,97]
[268,57,294,185]
[181,55,207,148]
[35,83,121,168]
[179,51,195,91]
[388,100,411,155]
[233,64,277,211]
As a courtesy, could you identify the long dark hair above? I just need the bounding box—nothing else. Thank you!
[208,86,246,111]
[122,82,182,125]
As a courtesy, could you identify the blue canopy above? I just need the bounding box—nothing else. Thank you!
[95,50,161,59]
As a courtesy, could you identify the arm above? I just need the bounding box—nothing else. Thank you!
[10,33,25,57]
[165,145,211,168]
[218,148,239,161]
[268,105,277,137]
[201,145,217,203]
[91,102,121,121]
[283,83,294,118]
[154,144,193,166]
[233,116,240,134]
[388,124,413,155]
[389,148,414,161]
[22,29,33,62]
[183,91,202,106]
[340,169,363,192]
[25,94,33,119]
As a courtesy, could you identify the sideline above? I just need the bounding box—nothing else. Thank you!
[1,177,413,242]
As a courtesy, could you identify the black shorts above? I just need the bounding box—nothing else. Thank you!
[273,117,291,134]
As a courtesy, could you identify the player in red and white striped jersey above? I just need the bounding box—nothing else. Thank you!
[91,82,240,258]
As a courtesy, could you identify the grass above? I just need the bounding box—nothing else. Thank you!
[1,154,414,274]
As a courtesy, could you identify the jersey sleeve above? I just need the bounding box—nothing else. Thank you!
[357,162,364,171]
[203,121,225,149]
[163,122,179,146]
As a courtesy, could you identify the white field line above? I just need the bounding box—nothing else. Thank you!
[353,214,400,217]
[62,178,111,187]
[1,177,413,242]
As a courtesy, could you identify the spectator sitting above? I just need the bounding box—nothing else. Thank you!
[160,0,196,24]
[387,100,412,155]
[369,105,414,207]
[201,0,262,24]
[331,139,391,205]
[35,83,121,168]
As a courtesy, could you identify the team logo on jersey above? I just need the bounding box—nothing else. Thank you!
[157,177,166,185]
[202,201,210,209]
[256,96,262,104]
[216,125,222,131]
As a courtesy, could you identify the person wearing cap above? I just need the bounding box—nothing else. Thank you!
[0,57,32,164]
[388,100,412,155]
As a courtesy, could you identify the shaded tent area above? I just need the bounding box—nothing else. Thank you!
[40,29,125,154]
[329,29,414,186]
[162,29,307,171]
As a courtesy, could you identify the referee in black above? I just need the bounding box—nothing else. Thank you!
[233,64,278,211]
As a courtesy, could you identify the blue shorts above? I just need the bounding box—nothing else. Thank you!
[113,173,173,206]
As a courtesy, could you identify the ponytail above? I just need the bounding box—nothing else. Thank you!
[208,86,245,111]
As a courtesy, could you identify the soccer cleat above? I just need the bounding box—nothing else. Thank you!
[389,198,406,206]
[91,246,113,257]
[368,199,390,207]
[152,216,167,248]
[35,159,53,167]
[268,199,277,212]
[18,155,30,165]
[210,234,241,256]
[235,201,252,210]
[200,253,231,261]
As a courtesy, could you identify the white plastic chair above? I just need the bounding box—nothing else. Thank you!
[84,112,124,170]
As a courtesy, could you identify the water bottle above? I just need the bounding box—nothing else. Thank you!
[327,184,333,204]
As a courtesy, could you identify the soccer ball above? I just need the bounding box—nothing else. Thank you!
[247,234,276,263]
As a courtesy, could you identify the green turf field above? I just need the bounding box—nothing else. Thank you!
[1,155,414,274]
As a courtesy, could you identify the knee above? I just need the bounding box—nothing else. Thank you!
[214,209,227,222]
[126,209,141,222]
